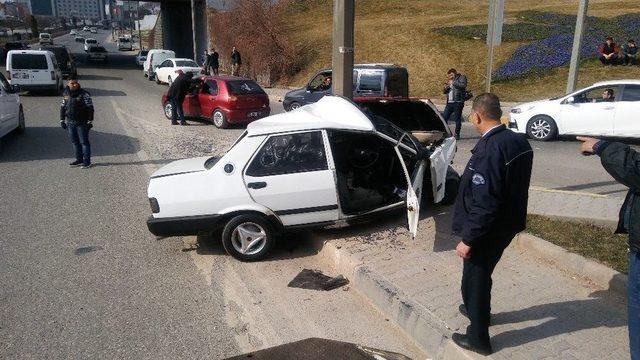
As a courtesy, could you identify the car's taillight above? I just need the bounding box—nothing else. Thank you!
[50,71,55,80]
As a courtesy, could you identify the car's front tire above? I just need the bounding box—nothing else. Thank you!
[15,107,25,134]
[222,214,275,261]
[526,115,558,141]
[163,102,173,119]
[212,109,229,129]
[155,74,162,84]
[287,101,301,111]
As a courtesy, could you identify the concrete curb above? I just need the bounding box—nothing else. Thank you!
[312,239,480,359]
[513,233,627,297]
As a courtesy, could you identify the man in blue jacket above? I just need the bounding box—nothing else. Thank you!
[578,136,640,360]
[451,93,534,355]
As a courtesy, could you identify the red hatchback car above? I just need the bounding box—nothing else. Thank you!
[162,76,271,128]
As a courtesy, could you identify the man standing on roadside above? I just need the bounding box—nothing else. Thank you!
[443,68,468,140]
[60,79,94,169]
[451,93,533,355]
[208,48,219,75]
[578,136,640,360]
[167,71,194,126]
[231,46,242,76]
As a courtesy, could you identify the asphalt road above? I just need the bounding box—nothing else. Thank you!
[0,31,426,359]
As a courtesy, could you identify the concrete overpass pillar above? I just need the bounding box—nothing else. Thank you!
[160,0,207,63]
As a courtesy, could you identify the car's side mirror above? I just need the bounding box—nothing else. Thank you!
[565,96,575,104]
[306,85,313,92]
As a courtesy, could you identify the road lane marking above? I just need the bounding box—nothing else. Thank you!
[529,185,609,198]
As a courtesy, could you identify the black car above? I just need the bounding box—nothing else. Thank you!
[283,64,409,111]
[40,45,77,79]
[2,41,29,63]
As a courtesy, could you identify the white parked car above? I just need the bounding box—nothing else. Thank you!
[82,26,90,32]
[146,96,457,261]
[6,50,63,94]
[509,80,640,141]
[83,38,97,51]
[154,58,202,85]
[143,49,176,80]
[70,29,77,35]
[117,36,132,51]
[87,45,108,63]
[0,72,25,140]
[90,27,97,33]
[38,33,53,45]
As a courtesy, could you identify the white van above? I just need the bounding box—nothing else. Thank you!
[6,50,63,94]
[39,33,53,45]
[143,49,175,81]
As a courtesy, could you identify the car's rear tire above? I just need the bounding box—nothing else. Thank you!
[148,73,154,81]
[155,75,162,84]
[288,101,301,111]
[441,167,460,205]
[221,214,275,261]
[15,107,25,134]
[526,115,557,141]
[163,102,173,120]
[212,109,229,129]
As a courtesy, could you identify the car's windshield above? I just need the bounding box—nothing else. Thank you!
[119,38,130,42]
[175,60,198,67]
[368,114,419,154]
[226,80,265,95]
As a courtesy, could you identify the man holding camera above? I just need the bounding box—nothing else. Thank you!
[443,68,468,140]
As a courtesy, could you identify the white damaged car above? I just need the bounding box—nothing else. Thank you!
[147,96,457,261]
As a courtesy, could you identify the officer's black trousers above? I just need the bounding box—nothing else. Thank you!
[461,246,506,346]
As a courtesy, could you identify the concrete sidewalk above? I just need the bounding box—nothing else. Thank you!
[312,205,629,359]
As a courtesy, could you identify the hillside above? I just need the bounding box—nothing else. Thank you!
[278,0,640,102]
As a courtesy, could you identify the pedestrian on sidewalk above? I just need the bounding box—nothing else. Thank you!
[231,46,242,76]
[167,71,195,126]
[451,93,533,355]
[208,48,219,75]
[578,136,640,360]
[442,68,468,140]
[60,79,94,169]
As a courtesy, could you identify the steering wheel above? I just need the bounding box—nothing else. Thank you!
[347,146,380,169]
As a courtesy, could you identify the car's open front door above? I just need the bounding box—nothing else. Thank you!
[429,145,447,203]
[393,136,426,239]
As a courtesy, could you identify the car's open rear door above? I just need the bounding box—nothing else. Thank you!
[429,146,447,203]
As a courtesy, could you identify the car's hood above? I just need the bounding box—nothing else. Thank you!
[514,99,554,110]
[284,87,306,99]
[150,156,210,179]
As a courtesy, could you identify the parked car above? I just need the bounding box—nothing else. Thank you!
[143,49,176,80]
[70,29,77,35]
[161,76,270,128]
[283,64,409,111]
[39,46,77,79]
[6,50,63,94]
[509,80,640,141]
[135,50,148,67]
[83,38,97,51]
[0,72,25,139]
[147,96,457,260]
[2,41,29,63]
[86,46,108,63]
[74,35,85,43]
[90,27,97,33]
[154,58,202,85]
[38,33,53,45]
[117,36,133,51]
[82,26,90,32]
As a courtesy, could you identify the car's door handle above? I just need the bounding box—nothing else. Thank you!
[247,182,267,189]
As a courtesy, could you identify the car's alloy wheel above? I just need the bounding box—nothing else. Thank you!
[222,214,275,261]
[212,109,229,129]
[163,103,173,119]
[288,101,301,111]
[526,115,557,141]
[168,76,173,86]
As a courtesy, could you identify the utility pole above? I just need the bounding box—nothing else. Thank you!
[137,1,142,50]
[191,0,197,62]
[485,0,504,93]
[331,0,355,99]
[566,0,589,94]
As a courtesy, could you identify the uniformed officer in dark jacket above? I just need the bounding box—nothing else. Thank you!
[451,93,533,355]
[578,136,640,360]
[167,71,195,125]
[207,48,219,75]
[60,79,94,169]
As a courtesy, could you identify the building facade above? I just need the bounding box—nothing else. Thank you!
[55,0,104,21]
[30,0,56,16]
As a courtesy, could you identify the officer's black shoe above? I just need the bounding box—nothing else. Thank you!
[451,333,492,356]
[171,121,179,125]
[459,304,493,325]
[69,160,82,167]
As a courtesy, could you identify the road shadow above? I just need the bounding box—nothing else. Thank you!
[79,74,123,81]
[491,281,626,352]
[83,87,127,97]
[0,126,139,162]
[73,53,138,70]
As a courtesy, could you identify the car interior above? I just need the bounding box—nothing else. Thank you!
[328,130,416,215]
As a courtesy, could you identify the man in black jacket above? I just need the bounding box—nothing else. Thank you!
[60,79,94,169]
[167,71,194,125]
[443,68,468,140]
[578,136,640,360]
[451,93,533,355]
[231,47,241,76]
[208,48,219,75]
